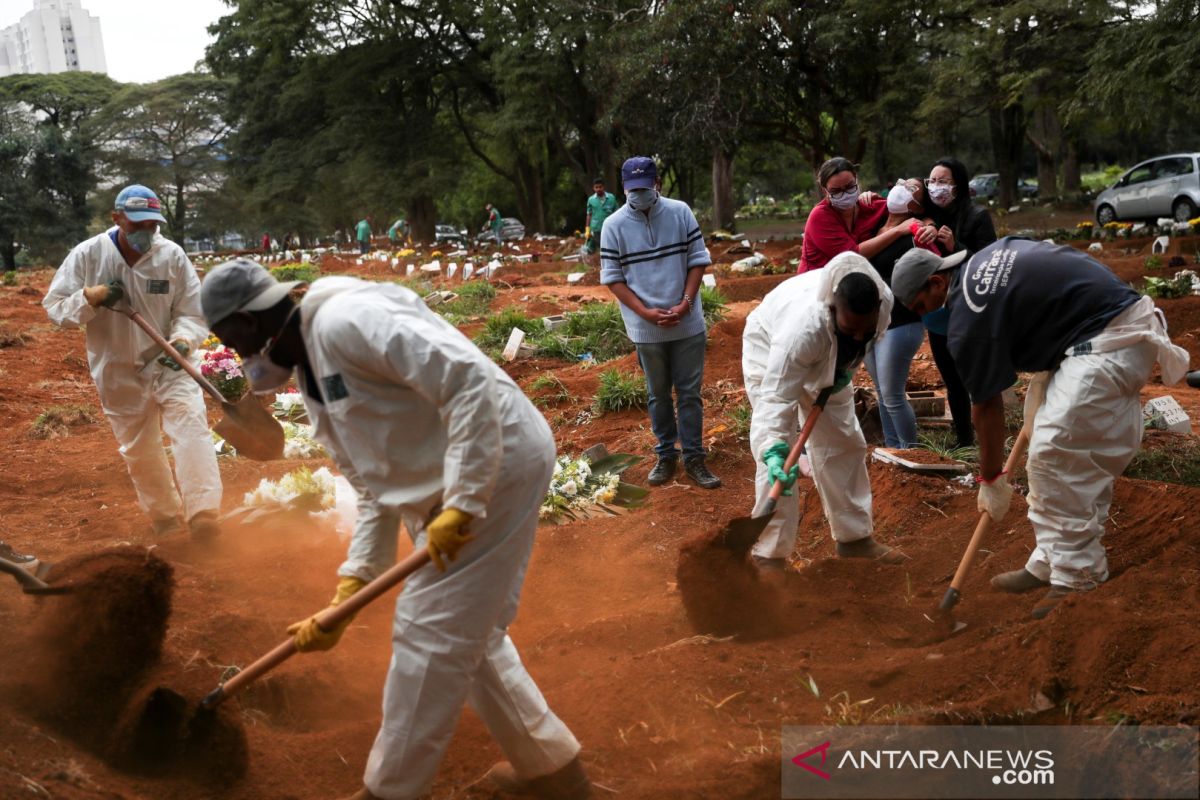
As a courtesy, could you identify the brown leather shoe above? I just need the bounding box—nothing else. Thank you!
[188,510,221,542]
[835,536,909,564]
[990,568,1049,594]
[485,757,592,799]
[1031,585,1081,620]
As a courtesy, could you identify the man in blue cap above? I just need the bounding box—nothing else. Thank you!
[600,157,720,489]
[43,185,222,541]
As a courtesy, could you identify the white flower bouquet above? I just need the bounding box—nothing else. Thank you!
[540,450,646,523]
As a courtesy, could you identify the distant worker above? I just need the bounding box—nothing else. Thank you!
[483,203,504,247]
[893,238,1190,618]
[200,262,590,800]
[583,177,617,265]
[261,232,271,253]
[742,253,907,572]
[42,185,221,541]
[387,218,409,246]
[601,156,721,490]
[355,215,373,255]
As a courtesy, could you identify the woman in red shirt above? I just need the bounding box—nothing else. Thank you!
[798,158,915,274]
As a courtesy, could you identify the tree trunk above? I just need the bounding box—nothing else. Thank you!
[711,144,736,232]
[513,155,546,234]
[1062,137,1082,194]
[989,103,1026,209]
[0,235,14,271]
[408,194,437,244]
[1026,101,1061,200]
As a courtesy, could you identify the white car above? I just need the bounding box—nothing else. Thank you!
[1093,153,1200,225]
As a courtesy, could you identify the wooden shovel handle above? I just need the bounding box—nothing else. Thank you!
[123,309,227,405]
[946,427,1032,595]
[202,548,433,709]
[766,387,832,504]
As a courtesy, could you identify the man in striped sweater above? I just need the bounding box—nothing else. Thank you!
[600,156,721,490]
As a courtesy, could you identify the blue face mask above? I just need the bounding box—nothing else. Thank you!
[126,227,155,253]
[626,188,657,211]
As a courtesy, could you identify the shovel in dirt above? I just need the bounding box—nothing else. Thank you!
[716,387,832,553]
[937,427,1032,617]
[0,555,69,595]
[122,308,285,461]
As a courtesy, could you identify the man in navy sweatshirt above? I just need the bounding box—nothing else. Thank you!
[600,157,721,489]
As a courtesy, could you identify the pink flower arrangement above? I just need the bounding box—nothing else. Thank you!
[201,346,248,401]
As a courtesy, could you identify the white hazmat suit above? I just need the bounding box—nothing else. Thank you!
[43,229,220,525]
[742,253,893,561]
[294,277,580,799]
[1024,296,1189,588]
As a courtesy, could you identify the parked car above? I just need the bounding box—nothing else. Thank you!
[1094,154,1200,225]
[474,217,526,244]
[968,173,1038,200]
[434,223,467,246]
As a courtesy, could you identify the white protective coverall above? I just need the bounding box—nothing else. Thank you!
[1024,295,1189,588]
[43,229,220,524]
[294,277,580,799]
[742,253,893,560]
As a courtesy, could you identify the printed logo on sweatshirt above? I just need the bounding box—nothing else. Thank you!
[322,373,349,401]
[145,279,170,294]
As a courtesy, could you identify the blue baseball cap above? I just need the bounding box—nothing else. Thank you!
[621,156,658,190]
[114,185,167,223]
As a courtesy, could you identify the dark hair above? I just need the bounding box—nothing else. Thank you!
[931,157,973,238]
[833,272,880,315]
[593,177,605,185]
[817,157,857,188]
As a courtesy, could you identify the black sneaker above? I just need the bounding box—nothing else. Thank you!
[647,456,678,486]
[684,456,722,489]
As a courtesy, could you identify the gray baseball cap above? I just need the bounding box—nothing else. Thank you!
[201,258,304,328]
[891,248,969,307]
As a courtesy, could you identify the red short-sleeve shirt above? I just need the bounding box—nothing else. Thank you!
[798,197,888,273]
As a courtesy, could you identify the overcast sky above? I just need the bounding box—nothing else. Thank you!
[0,0,229,83]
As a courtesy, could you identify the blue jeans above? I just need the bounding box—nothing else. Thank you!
[864,322,925,448]
[635,332,706,460]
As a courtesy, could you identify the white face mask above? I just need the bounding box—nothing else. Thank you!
[928,183,955,207]
[826,184,859,211]
[887,181,915,214]
[626,188,658,211]
[244,309,297,394]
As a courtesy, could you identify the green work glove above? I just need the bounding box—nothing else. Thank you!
[286,575,368,652]
[831,368,852,393]
[157,340,190,371]
[426,508,474,572]
[762,440,800,496]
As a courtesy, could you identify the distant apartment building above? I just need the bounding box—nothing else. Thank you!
[0,0,107,77]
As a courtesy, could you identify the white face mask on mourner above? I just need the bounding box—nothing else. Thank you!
[887,181,915,214]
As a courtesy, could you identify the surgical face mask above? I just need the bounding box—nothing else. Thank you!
[126,227,155,253]
[826,184,859,211]
[626,188,657,211]
[244,310,298,394]
[887,181,915,214]
[927,183,955,208]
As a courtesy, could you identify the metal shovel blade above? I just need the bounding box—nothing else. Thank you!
[716,510,775,556]
[0,555,69,595]
[215,395,285,461]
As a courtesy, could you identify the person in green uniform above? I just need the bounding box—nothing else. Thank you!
[584,178,618,263]
[483,204,503,247]
[387,218,409,246]
[356,216,373,255]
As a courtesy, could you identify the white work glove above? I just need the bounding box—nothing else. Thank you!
[977,472,1013,523]
[1023,371,1051,436]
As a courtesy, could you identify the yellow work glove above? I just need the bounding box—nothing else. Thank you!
[286,575,368,652]
[426,508,474,572]
[584,226,591,240]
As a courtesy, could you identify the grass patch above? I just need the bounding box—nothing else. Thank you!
[538,302,632,362]
[269,263,321,283]
[439,280,496,324]
[701,285,728,326]
[473,308,545,356]
[918,429,978,467]
[0,324,33,349]
[730,401,751,440]
[1124,436,1200,487]
[30,404,96,439]
[529,373,570,407]
[2,270,16,286]
[593,369,648,413]
[395,276,434,295]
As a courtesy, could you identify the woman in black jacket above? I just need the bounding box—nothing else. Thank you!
[918,157,997,448]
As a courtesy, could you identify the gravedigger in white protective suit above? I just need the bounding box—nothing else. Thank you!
[742,252,909,571]
[42,184,221,540]
[894,238,1190,619]
[200,261,589,800]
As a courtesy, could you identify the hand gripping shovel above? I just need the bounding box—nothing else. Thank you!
[123,308,285,461]
[716,387,832,552]
[938,426,1032,615]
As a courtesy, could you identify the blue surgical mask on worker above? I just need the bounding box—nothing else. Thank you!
[626,188,657,211]
[126,227,155,253]
[887,181,915,214]
[826,184,859,211]
[245,309,299,394]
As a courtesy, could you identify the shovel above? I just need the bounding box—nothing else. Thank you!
[938,426,1032,614]
[717,387,832,552]
[0,555,69,595]
[123,308,285,462]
